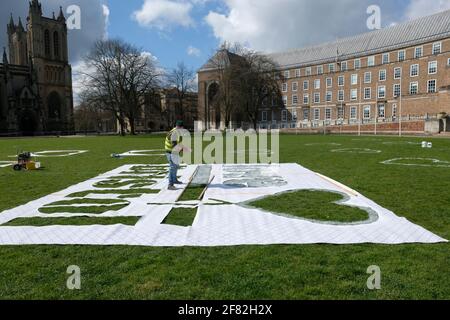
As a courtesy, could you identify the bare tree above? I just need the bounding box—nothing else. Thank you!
[78,39,161,135]
[166,62,196,121]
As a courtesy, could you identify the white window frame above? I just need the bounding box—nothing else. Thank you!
[305,67,312,76]
[379,69,387,81]
[281,110,288,122]
[338,75,345,86]
[350,106,357,120]
[351,89,358,101]
[328,63,335,72]
[409,82,418,95]
[364,87,371,100]
[326,91,332,102]
[392,103,398,118]
[325,108,332,120]
[382,53,390,64]
[368,56,375,67]
[377,103,385,119]
[432,42,442,55]
[292,82,298,92]
[338,90,344,101]
[363,106,371,119]
[394,67,402,79]
[313,108,320,121]
[351,74,358,85]
[428,61,437,75]
[410,64,419,77]
[354,59,361,69]
[414,46,423,59]
[378,86,386,99]
[282,83,288,92]
[364,72,372,84]
[292,94,298,105]
[427,79,437,93]
[341,61,348,71]
[314,79,321,90]
[303,94,309,105]
[393,84,401,98]
[314,92,320,104]
[303,80,309,90]
[295,69,301,77]
[317,65,323,75]
[284,70,290,79]
[283,95,288,106]
[398,50,406,62]
[326,77,333,88]
[303,108,309,120]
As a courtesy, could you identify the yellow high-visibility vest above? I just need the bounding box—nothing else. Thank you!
[165,128,181,153]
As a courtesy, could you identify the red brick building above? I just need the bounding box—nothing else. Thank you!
[198,10,450,134]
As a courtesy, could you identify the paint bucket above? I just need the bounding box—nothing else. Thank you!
[427,142,433,149]
[422,141,427,148]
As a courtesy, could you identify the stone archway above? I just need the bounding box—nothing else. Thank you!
[46,91,62,132]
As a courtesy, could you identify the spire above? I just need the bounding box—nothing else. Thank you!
[17,17,24,32]
[29,0,42,15]
[3,47,8,64]
[9,13,14,27]
[8,13,15,33]
[52,11,56,19]
[57,6,66,22]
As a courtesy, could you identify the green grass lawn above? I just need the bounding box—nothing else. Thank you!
[0,134,449,299]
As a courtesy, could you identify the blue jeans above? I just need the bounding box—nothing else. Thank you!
[166,153,178,185]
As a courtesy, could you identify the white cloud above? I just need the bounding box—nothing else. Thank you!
[132,0,194,30]
[204,0,407,53]
[187,45,201,57]
[102,4,110,40]
[404,0,450,20]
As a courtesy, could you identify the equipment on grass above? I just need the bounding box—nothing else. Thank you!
[13,152,41,171]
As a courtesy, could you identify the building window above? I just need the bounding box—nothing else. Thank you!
[53,31,60,58]
[283,96,288,106]
[284,70,290,79]
[317,65,323,75]
[350,106,357,119]
[427,80,437,93]
[392,104,398,118]
[368,56,375,67]
[325,108,332,120]
[432,42,442,55]
[354,59,361,69]
[363,106,371,119]
[282,83,288,92]
[292,95,298,105]
[292,109,298,121]
[410,64,419,77]
[414,46,423,58]
[393,84,401,97]
[313,108,320,121]
[337,106,344,119]
[341,61,348,71]
[292,82,298,92]
[328,63,335,72]
[379,69,386,81]
[378,86,386,99]
[364,72,372,83]
[338,76,344,86]
[303,108,309,120]
[314,93,320,104]
[394,67,402,79]
[378,103,385,118]
[314,79,321,90]
[351,74,358,85]
[398,50,406,62]
[44,30,51,56]
[295,69,301,77]
[306,67,312,76]
[428,61,437,74]
[338,90,344,101]
[282,110,288,122]
[351,89,358,101]
[326,91,332,102]
[364,87,371,100]
[303,94,309,105]
[303,80,309,90]
[326,77,332,88]
[382,53,390,64]
[262,111,268,122]
[409,82,418,95]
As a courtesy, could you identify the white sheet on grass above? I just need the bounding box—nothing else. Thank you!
[0,163,446,246]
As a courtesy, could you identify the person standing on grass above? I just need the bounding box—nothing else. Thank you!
[165,120,184,190]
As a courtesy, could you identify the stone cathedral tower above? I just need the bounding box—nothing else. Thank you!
[0,0,74,134]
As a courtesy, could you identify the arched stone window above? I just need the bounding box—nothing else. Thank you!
[47,91,61,119]
[53,31,60,58]
[44,30,50,57]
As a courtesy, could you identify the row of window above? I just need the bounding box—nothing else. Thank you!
[261,103,397,122]
[282,41,444,79]
[279,80,437,106]
[282,61,441,93]
[44,29,61,58]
